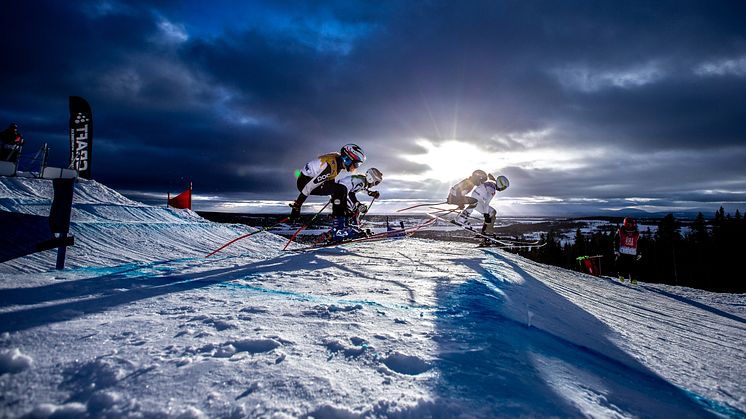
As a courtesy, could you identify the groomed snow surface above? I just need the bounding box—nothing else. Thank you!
[1,176,744,418]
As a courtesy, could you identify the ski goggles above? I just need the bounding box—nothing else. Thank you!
[342,156,362,169]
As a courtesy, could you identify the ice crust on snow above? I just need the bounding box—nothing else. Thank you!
[1,176,745,418]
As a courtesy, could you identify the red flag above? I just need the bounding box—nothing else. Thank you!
[168,183,192,210]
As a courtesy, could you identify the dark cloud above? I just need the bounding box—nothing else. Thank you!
[1,0,745,214]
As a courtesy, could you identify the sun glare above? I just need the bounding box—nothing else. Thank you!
[399,138,585,184]
[405,140,488,183]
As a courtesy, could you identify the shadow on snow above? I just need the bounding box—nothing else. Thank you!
[426,250,720,417]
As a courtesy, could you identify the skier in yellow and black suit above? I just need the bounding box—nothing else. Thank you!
[289,144,365,224]
[447,170,489,220]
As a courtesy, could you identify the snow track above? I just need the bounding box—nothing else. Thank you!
[1,176,744,417]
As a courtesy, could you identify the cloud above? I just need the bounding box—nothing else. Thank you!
[552,62,666,92]
[1,0,745,215]
[694,55,746,77]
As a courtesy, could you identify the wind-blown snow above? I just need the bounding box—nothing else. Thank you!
[0,176,744,418]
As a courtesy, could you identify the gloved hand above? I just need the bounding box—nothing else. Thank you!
[636,253,642,261]
[368,190,380,199]
[289,201,301,222]
[355,202,368,215]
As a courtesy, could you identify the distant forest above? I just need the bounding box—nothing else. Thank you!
[517,208,746,293]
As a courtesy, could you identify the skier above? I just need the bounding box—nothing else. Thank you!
[447,170,489,213]
[289,144,365,222]
[614,217,642,283]
[322,167,383,242]
[456,174,510,242]
[1,123,24,162]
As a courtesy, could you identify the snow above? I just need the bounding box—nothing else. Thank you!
[0,348,33,375]
[1,176,745,418]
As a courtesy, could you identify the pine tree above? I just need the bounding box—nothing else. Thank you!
[691,212,708,245]
[655,214,681,285]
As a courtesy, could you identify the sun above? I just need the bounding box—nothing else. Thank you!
[401,139,501,184]
[397,136,589,185]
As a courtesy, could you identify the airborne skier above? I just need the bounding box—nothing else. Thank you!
[447,170,489,215]
[455,173,510,244]
[289,144,365,222]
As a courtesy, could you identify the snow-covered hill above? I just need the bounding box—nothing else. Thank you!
[0,176,284,273]
[1,176,744,418]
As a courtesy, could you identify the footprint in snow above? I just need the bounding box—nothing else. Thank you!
[382,352,433,375]
[197,339,281,358]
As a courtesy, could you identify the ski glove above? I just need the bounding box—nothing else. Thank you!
[367,190,380,199]
[355,202,368,215]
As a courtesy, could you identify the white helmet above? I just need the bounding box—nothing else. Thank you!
[495,175,509,191]
[365,168,383,186]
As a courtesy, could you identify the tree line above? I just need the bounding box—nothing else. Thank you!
[517,208,745,293]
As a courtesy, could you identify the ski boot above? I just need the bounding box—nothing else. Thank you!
[329,216,366,242]
[453,211,471,227]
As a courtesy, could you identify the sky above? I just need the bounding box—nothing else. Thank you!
[2,0,745,216]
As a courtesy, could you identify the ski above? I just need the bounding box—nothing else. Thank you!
[282,200,331,250]
[427,213,544,249]
[476,241,546,250]
[206,217,289,257]
[287,218,436,252]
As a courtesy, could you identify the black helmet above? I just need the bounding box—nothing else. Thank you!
[470,170,488,185]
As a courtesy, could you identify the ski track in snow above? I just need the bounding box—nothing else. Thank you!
[1,176,745,418]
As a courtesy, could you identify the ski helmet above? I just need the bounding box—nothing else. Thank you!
[495,175,509,191]
[365,167,383,186]
[623,217,636,230]
[341,144,365,169]
[470,170,488,185]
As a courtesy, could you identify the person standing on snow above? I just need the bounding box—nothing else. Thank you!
[289,144,365,222]
[614,217,642,283]
[447,170,489,213]
[456,174,510,237]
[1,123,24,163]
[322,167,383,241]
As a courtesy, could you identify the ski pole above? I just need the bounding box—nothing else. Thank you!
[206,216,289,257]
[283,200,331,250]
[358,197,376,226]
[395,201,448,212]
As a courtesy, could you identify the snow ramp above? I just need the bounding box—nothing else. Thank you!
[0,176,284,273]
[0,176,744,417]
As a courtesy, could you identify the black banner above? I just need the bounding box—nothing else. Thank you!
[50,178,75,234]
[69,96,93,179]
